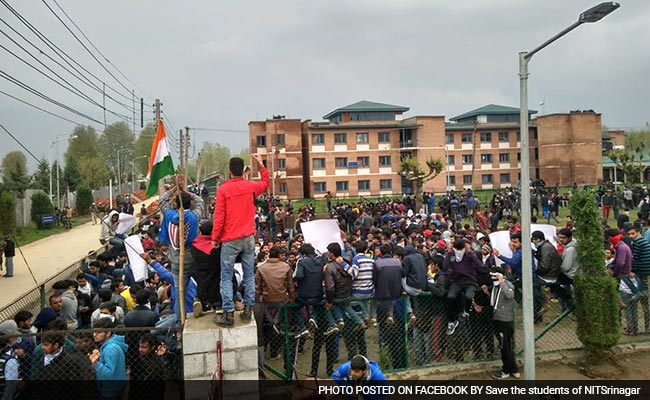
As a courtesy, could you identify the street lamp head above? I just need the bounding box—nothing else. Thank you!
[579,2,619,23]
[69,135,78,140]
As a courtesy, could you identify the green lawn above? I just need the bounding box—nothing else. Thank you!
[14,216,91,246]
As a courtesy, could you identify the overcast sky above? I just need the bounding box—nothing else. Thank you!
[1,0,648,171]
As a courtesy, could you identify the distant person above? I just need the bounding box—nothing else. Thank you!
[212,155,269,326]
[2,235,14,278]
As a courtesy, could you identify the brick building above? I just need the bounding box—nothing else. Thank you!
[248,101,604,199]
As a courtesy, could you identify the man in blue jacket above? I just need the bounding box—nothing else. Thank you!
[89,317,128,400]
[332,355,387,396]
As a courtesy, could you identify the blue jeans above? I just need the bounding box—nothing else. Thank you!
[331,297,363,326]
[171,261,195,322]
[352,293,376,319]
[220,235,255,312]
[4,257,13,276]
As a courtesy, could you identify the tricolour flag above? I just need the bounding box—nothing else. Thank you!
[146,120,175,196]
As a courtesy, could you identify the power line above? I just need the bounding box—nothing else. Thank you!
[0,0,138,103]
[0,18,138,114]
[50,0,152,103]
[191,127,249,133]
[0,122,41,163]
[0,40,135,123]
[0,89,91,127]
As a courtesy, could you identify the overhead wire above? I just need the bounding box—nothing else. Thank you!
[0,122,41,163]
[0,88,90,127]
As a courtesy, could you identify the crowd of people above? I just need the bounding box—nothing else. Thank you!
[1,151,649,395]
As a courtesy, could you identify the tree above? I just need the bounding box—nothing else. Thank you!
[64,156,82,192]
[398,157,443,211]
[0,191,16,235]
[31,158,51,193]
[570,189,620,363]
[76,185,93,215]
[133,123,155,175]
[608,150,643,183]
[78,157,111,190]
[1,151,32,196]
[98,121,135,181]
[65,125,100,161]
[198,142,232,178]
[31,191,54,228]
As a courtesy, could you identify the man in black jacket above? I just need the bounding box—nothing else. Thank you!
[2,235,14,278]
[324,243,365,333]
[374,244,403,325]
[124,289,159,368]
[401,245,427,327]
[531,231,561,319]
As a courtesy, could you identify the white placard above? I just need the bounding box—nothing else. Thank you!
[125,235,148,282]
[115,213,137,235]
[489,230,513,266]
[300,219,344,255]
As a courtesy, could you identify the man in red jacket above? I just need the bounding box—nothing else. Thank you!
[212,154,270,326]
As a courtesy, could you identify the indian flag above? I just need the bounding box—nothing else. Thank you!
[146,120,175,196]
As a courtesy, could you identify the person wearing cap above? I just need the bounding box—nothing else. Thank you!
[531,230,562,318]
[0,320,20,399]
[332,355,387,398]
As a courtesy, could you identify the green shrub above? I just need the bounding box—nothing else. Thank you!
[30,191,54,228]
[570,189,620,352]
[76,185,93,216]
[0,191,16,235]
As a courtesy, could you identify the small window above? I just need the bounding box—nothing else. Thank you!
[445,133,454,144]
[335,157,348,168]
[480,154,493,163]
[447,155,455,166]
[379,155,391,167]
[256,136,266,147]
[314,182,326,193]
[480,132,491,142]
[312,134,324,145]
[516,131,521,142]
[534,148,539,160]
[278,183,287,194]
[462,154,473,164]
[334,133,347,144]
[336,181,349,191]
[356,133,368,143]
[499,153,510,162]
[482,174,493,184]
[378,132,390,143]
[500,173,511,184]
[463,175,473,184]
[313,158,325,169]
[517,152,521,162]
[358,180,370,191]
[498,132,509,142]
[461,133,472,143]
[276,134,285,146]
[448,175,456,185]
[278,159,286,170]
[357,156,370,167]
[379,179,392,190]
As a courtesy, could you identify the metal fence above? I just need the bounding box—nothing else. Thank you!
[263,291,650,380]
[4,326,183,400]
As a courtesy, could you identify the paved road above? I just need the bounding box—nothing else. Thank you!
[0,197,159,309]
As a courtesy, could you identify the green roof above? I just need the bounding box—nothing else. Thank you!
[323,100,409,119]
[450,104,537,121]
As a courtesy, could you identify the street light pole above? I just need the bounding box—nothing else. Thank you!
[132,155,148,193]
[49,134,77,207]
[518,1,619,380]
[117,149,129,194]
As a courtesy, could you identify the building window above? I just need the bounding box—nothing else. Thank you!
[482,174,493,184]
[461,133,472,143]
[256,136,266,147]
[277,159,286,170]
[499,153,510,162]
[335,157,348,168]
[379,179,392,190]
[379,155,391,167]
[278,183,287,194]
[445,133,454,144]
[262,160,268,168]
[463,175,473,185]
[313,158,325,169]
[314,182,326,193]
[500,173,511,184]
[516,131,521,142]
[480,154,493,164]
[480,132,492,142]
[334,133,347,144]
[378,132,390,143]
[447,155,455,166]
[276,134,285,146]
[448,175,456,185]
[356,132,369,143]
[534,148,539,160]
[462,154,473,164]
[517,152,521,162]
[498,132,509,142]
[336,181,349,191]
[358,180,370,191]
[357,156,370,167]
[312,133,324,145]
